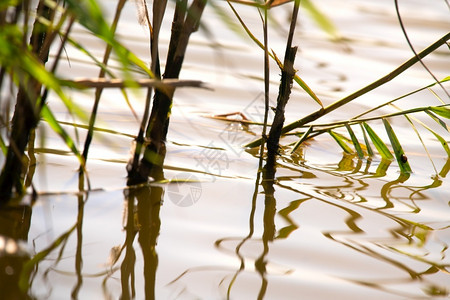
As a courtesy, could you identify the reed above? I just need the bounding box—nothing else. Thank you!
[0,0,448,203]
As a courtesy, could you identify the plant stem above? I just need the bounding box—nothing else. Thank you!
[246,31,450,148]
[265,0,300,174]
[82,0,127,164]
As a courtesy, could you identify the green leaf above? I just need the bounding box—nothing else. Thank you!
[360,123,374,157]
[382,119,412,173]
[345,124,364,159]
[0,135,7,155]
[429,106,450,119]
[271,50,323,108]
[64,0,153,78]
[329,130,353,154]
[41,104,85,166]
[403,114,437,174]
[419,120,450,157]
[363,122,393,160]
[290,126,313,154]
[228,1,323,108]
[0,0,19,11]
[302,0,340,40]
[425,110,450,132]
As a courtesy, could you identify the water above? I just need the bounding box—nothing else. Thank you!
[2,0,450,299]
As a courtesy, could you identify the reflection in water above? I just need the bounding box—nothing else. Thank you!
[120,172,163,300]
[0,204,32,300]
[211,153,450,298]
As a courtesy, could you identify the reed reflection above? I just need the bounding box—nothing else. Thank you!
[279,154,450,297]
[0,202,32,300]
[121,170,163,300]
[0,131,37,299]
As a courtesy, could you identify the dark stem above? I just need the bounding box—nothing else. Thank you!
[0,0,54,201]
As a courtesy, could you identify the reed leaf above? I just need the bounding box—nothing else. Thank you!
[425,110,450,132]
[353,76,450,120]
[425,127,450,157]
[245,32,450,148]
[272,50,323,107]
[360,123,374,157]
[302,0,340,40]
[0,135,6,155]
[362,122,393,160]
[329,130,353,154]
[41,104,85,167]
[227,1,323,107]
[428,106,450,120]
[402,113,437,173]
[404,113,450,157]
[382,118,412,173]
[64,0,154,78]
[290,126,312,154]
[345,124,364,159]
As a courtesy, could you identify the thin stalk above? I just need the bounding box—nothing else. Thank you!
[245,32,450,148]
[258,6,269,161]
[265,0,300,170]
[394,0,449,99]
[82,0,127,163]
[352,77,449,120]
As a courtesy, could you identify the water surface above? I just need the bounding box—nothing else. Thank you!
[3,0,450,299]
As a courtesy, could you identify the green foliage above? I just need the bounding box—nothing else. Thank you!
[382,119,412,173]
[362,123,394,160]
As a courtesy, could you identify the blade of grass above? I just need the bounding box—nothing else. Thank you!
[363,122,393,160]
[41,104,84,167]
[429,106,450,119]
[82,0,127,163]
[302,0,340,40]
[290,125,312,154]
[402,113,438,174]
[246,32,450,147]
[227,1,323,107]
[0,135,7,155]
[271,50,323,107]
[360,123,374,157]
[329,130,353,154]
[65,0,154,78]
[425,110,450,131]
[382,118,412,173]
[353,76,450,120]
[403,112,450,157]
[345,123,364,159]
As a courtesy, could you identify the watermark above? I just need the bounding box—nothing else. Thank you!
[242,92,276,124]
[218,92,275,156]
[194,141,230,182]
[170,92,274,199]
[167,172,202,207]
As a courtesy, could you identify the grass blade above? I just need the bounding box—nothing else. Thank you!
[0,135,7,155]
[406,113,450,157]
[429,106,450,120]
[403,114,437,173]
[227,1,323,108]
[290,126,313,154]
[425,110,450,131]
[360,123,374,157]
[329,130,353,154]
[345,123,364,159]
[41,104,85,167]
[362,122,393,160]
[382,118,412,173]
[271,50,323,107]
[302,0,340,40]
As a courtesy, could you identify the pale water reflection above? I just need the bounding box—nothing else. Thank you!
[1,0,449,299]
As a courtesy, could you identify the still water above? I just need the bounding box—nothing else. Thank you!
[3,0,450,299]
